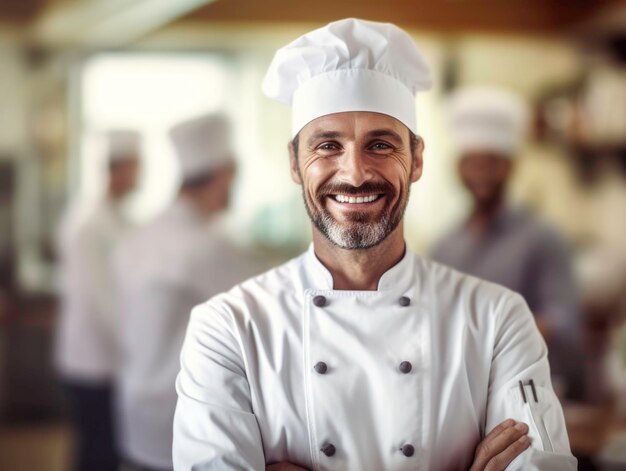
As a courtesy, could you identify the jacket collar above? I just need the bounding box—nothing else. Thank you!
[304,242,416,292]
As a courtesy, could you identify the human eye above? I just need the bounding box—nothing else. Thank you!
[316,141,341,153]
[368,141,394,153]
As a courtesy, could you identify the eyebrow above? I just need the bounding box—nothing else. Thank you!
[365,128,404,143]
[306,131,344,147]
[306,128,404,147]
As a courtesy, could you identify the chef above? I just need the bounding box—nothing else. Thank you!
[430,86,583,399]
[56,130,141,471]
[114,113,257,471]
[173,19,577,471]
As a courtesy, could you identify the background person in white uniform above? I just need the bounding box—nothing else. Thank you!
[114,113,258,471]
[173,19,577,471]
[56,130,141,471]
[430,87,583,400]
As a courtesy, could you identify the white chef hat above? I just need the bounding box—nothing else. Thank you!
[106,130,142,163]
[263,18,433,137]
[447,86,529,157]
[169,113,234,181]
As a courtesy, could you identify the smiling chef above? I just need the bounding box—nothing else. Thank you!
[172,18,577,471]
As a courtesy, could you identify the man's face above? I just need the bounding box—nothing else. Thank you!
[194,163,236,216]
[290,111,423,249]
[457,151,512,207]
[109,157,139,197]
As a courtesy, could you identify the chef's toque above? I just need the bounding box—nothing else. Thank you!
[447,86,529,157]
[106,130,142,163]
[169,113,234,181]
[263,18,433,137]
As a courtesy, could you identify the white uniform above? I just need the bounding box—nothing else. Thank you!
[114,198,256,469]
[173,245,577,470]
[56,198,130,381]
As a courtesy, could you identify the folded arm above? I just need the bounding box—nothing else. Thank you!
[484,292,577,470]
[173,303,265,470]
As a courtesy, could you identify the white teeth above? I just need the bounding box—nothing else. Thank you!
[334,194,380,204]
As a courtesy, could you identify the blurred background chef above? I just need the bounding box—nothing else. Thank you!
[113,113,258,471]
[55,130,141,471]
[430,87,583,399]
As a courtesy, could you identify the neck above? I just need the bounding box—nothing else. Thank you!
[178,192,217,218]
[107,186,125,201]
[312,225,406,291]
[468,198,504,233]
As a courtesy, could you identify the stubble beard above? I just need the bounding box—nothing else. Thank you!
[302,181,409,250]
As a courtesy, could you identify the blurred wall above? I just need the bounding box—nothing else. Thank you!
[0,29,28,158]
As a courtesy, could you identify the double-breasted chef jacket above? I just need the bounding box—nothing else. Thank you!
[173,244,577,470]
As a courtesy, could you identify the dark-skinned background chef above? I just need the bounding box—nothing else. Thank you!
[431,86,584,400]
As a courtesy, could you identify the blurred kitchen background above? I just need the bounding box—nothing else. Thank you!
[0,0,625,470]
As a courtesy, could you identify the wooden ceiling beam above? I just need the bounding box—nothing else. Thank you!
[181,0,622,35]
[30,0,218,48]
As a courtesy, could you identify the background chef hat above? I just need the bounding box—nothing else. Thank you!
[447,86,530,158]
[106,130,142,163]
[263,18,433,137]
[169,112,234,182]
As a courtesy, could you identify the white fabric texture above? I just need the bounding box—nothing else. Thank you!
[113,198,257,469]
[169,113,234,180]
[263,18,432,136]
[55,198,131,381]
[173,245,577,470]
[447,86,529,156]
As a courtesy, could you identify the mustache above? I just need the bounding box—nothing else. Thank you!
[317,181,394,197]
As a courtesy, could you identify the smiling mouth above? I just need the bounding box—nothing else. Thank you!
[331,194,383,204]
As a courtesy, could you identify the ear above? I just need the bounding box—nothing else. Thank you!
[410,137,425,183]
[288,140,302,185]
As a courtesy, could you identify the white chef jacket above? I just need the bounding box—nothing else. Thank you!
[55,197,130,381]
[114,199,258,469]
[173,244,577,471]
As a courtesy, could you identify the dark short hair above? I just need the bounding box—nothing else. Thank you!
[291,129,420,159]
[181,171,215,190]
[108,156,138,170]
[180,162,235,190]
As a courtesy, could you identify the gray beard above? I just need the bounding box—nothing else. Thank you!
[304,193,407,250]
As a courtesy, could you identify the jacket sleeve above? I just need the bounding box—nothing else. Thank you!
[485,292,577,470]
[173,303,265,471]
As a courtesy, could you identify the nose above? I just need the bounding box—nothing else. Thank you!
[337,147,373,188]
